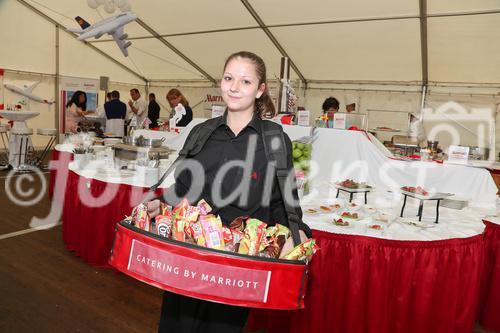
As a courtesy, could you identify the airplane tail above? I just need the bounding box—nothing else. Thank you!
[75,16,91,30]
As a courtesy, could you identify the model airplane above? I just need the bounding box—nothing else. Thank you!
[67,11,137,57]
[3,82,54,105]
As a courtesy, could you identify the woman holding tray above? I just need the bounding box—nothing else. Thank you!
[148,51,311,333]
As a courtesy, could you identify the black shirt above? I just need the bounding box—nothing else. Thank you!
[166,113,310,235]
[104,99,126,119]
[148,100,161,128]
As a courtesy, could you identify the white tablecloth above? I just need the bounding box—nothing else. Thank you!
[300,185,484,241]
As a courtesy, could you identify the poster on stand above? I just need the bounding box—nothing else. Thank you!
[211,105,225,118]
[297,110,310,126]
[447,145,470,164]
[204,88,225,117]
[59,76,99,133]
[0,68,4,111]
[333,113,346,129]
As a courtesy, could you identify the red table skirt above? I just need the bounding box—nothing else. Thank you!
[477,220,500,332]
[60,170,163,266]
[49,150,72,199]
[248,230,484,333]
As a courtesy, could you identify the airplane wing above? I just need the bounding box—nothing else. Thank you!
[111,26,132,57]
[24,81,40,93]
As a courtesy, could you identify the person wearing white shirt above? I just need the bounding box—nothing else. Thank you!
[408,112,426,146]
[127,88,148,133]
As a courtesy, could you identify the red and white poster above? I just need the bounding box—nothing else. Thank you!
[204,88,226,116]
[0,68,4,111]
[59,76,99,133]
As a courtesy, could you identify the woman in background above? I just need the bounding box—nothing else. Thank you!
[65,90,90,133]
[166,88,193,127]
[321,96,339,128]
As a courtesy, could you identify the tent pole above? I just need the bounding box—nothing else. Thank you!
[419,0,429,87]
[240,0,307,87]
[55,24,60,143]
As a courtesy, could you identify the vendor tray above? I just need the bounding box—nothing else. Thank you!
[109,221,308,310]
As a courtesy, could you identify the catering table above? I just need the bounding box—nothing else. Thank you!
[248,231,484,333]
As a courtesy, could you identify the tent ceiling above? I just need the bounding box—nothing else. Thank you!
[9,0,500,85]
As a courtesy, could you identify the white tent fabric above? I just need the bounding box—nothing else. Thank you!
[1,0,500,151]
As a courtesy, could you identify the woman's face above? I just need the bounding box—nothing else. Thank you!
[167,94,181,108]
[78,94,85,104]
[220,57,265,114]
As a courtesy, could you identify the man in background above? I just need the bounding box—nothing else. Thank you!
[104,90,126,137]
[147,93,160,129]
[127,88,147,133]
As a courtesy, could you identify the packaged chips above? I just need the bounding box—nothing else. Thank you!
[128,199,318,262]
[282,239,319,261]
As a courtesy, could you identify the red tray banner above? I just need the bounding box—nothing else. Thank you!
[109,221,308,310]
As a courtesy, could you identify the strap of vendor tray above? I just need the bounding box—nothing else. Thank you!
[149,120,220,192]
[261,122,302,247]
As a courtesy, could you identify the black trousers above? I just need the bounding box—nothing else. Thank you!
[158,291,249,333]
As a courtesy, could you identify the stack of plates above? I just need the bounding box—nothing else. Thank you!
[440,199,468,210]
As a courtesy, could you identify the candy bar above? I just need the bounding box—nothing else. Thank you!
[197,199,212,215]
[282,239,319,261]
[200,214,223,250]
[172,218,186,242]
[239,219,267,255]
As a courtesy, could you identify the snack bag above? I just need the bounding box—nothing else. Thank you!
[230,216,248,232]
[232,230,244,252]
[197,199,212,215]
[262,234,287,258]
[238,219,267,255]
[172,198,189,221]
[261,223,290,252]
[184,205,200,241]
[282,239,319,261]
[172,218,186,242]
[133,204,149,231]
[189,221,206,247]
[221,226,234,252]
[200,214,224,250]
[160,202,172,218]
[155,215,172,238]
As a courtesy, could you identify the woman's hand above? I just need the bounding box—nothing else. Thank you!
[146,199,161,218]
[279,229,309,260]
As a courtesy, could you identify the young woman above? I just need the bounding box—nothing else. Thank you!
[166,88,193,127]
[149,51,310,333]
[65,90,89,133]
